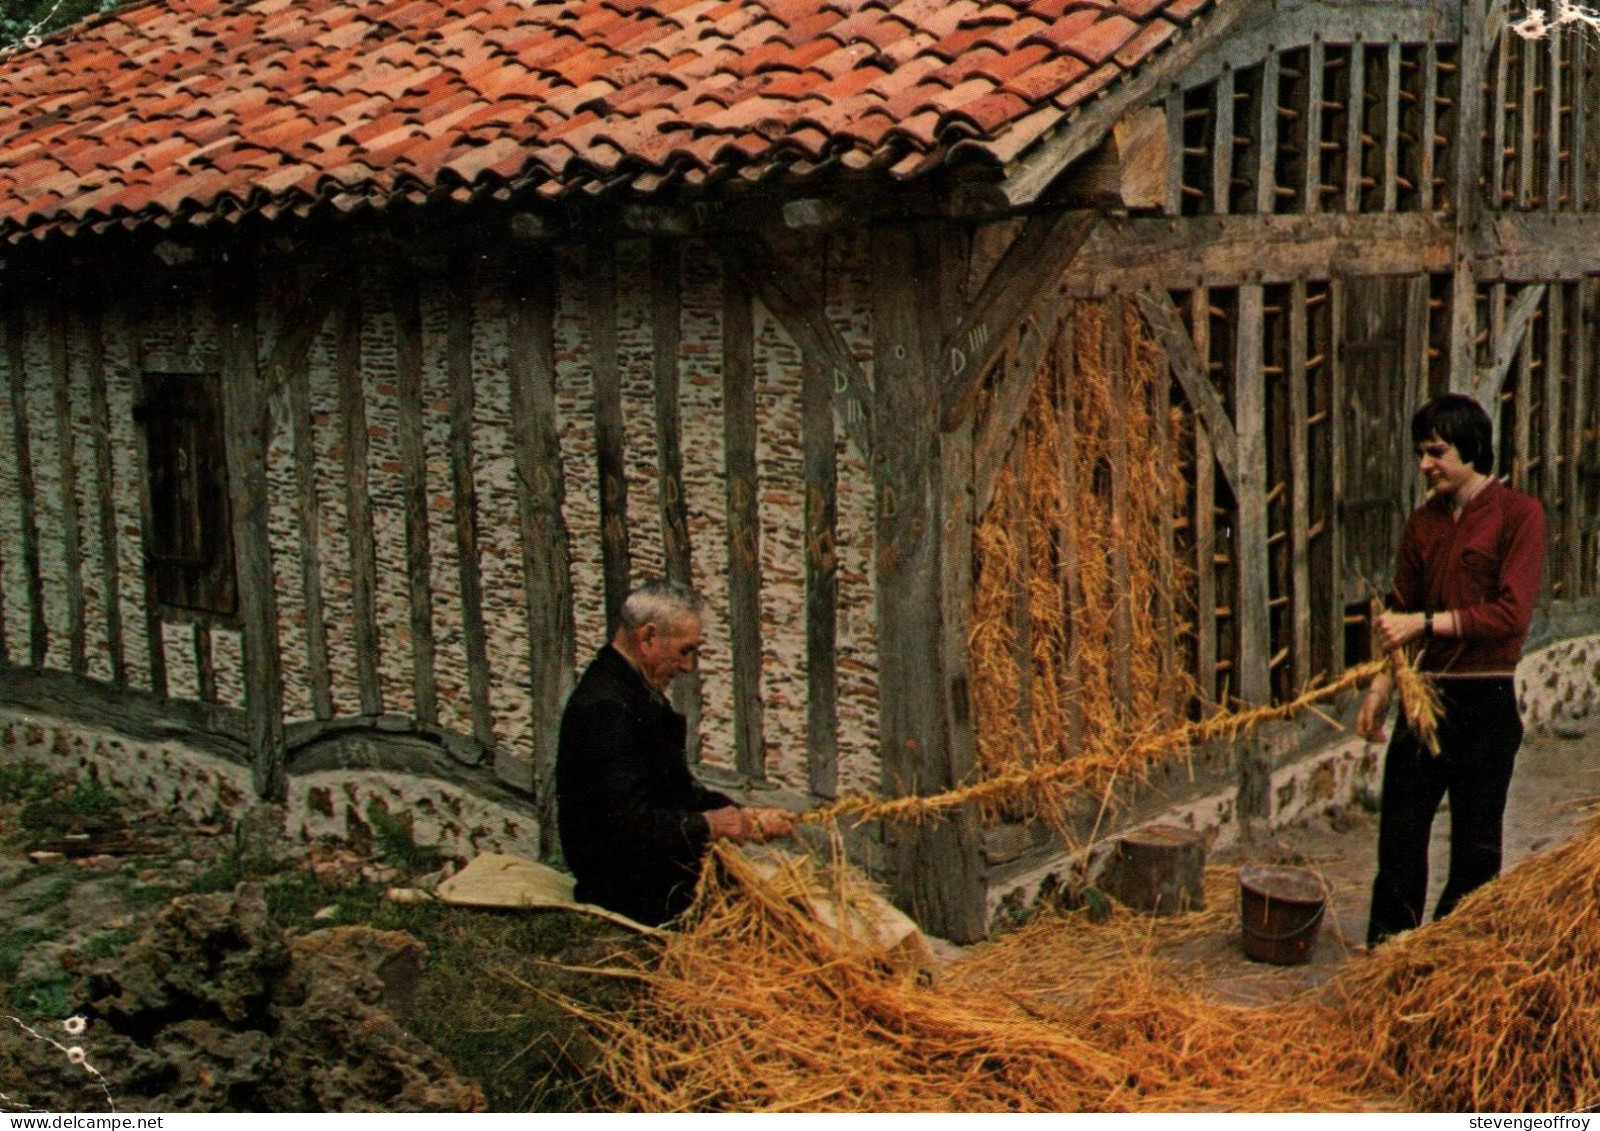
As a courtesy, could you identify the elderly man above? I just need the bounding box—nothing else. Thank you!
[556,580,795,926]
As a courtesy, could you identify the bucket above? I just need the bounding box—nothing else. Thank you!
[1238,864,1326,966]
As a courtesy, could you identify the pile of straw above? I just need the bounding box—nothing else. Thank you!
[564,815,1600,1112]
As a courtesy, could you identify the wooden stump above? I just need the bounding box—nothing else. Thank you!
[1099,824,1207,916]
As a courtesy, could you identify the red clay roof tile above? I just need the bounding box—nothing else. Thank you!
[0,0,1217,239]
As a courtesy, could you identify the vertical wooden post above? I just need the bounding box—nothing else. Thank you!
[651,239,704,760]
[446,251,496,748]
[1383,40,1402,213]
[1450,8,1487,393]
[1544,283,1565,557]
[392,271,437,726]
[508,248,575,859]
[1520,29,1537,209]
[722,263,766,780]
[84,304,124,686]
[1165,91,1185,218]
[587,239,630,637]
[1548,32,1563,212]
[1057,309,1087,751]
[1565,279,1588,597]
[1257,52,1280,215]
[1289,279,1312,692]
[217,257,287,802]
[1490,34,1509,210]
[126,303,166,694]
[872,221,984,943]
[1329,279,1347,676]
[0,304,41,667]
[1345,42,1366,214]
[1214,70,1236,215]
[1235,283,1270,824]
[48,298,86,675]
[1190,289,1217,711]
[334,288,382,716]
[796,239,839,798]
[1305,42,1326,215]
[1572,34,1587,213]
[1401,276,1430,508]
[1107,295,1134,713]
[1009,439,1033,758]
[193,622,217,704]
[1421,42,1439,214]
[285,290,333,721]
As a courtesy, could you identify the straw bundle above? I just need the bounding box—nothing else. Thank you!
[563,814,1600,1113]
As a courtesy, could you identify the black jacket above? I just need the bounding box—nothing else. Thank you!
[555,645,735,925]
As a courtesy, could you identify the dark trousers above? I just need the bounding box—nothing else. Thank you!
[1366,678,1523,947]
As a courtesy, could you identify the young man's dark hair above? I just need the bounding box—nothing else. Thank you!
[1410,393,1495,475]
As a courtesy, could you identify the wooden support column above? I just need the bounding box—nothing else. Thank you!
[1329,280,1347,676]
[1289,279,1312,692]
[508,249,575,858]
[1305,41,1325,215]
[651,239,704,761]
[1107,295,1134,713]
[1544,284,1564,540]
[1520,28,1537,209]
[1,305,43,667]
[1383,41,1402,213]
[1191,289,1218,712]
[392,273,437,727]
[1257,52,1280,215]
[1450,7,1488,393]
[1235,284,1271,825]
[446,252,495,748]
[872,221,984,943]
[1057,309,1086,753]
[793,239,839,798]
[722,265,766,781]
[126,306,166,695]
[1564,279,1589,597]
[282,292,333,721]
[1165,91,1185,217]
[217,259,286,802]
[1421,43,1439,214]
[193,622,217,703]
[587,240,630,637]
[84,305,124,686]
[1548,31,1563,212]
[48,299,86,675]
[334,289,382,716]
[1345,44,1366,214]
[1573,34,1587,213]
[1214,69,1236,215]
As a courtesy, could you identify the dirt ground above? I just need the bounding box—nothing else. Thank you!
[1183,712,1600,1002]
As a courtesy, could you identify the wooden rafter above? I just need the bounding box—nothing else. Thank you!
[1476,282,1547,409]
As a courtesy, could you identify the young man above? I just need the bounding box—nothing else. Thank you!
[1358,394,1547,947]
[556,580,795,927]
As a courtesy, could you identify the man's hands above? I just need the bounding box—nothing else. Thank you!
[705,805,796,843]
[1358,682,1392,744]
[1373,610,1426,652]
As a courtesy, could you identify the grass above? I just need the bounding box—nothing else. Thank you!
[0,925,63,983]
[20,875,74,916]
[0,760,60,806]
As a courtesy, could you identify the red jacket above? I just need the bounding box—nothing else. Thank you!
[1390,479,1547,675]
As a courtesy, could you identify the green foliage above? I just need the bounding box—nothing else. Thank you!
[65,777,116,819]
[11,972,72,1018]
[78,926,138,960]
[365,801,443,875]
[0,0,120,46]
[0,760,61,805]
[20,876,73,916]
[0,925,62,982]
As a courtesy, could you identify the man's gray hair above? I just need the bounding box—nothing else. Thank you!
[619,580,705,633]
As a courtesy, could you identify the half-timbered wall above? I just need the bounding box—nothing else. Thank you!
[0,233,889,812]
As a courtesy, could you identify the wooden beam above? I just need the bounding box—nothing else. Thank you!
[1477,282,1547,410]
[587,240,630,638]
[264,269,341,397]
[1256,53,1280,216]
[1421,41,1439,214]
[83,304,124,686]
[507,249,576,858]
[0,305,42,667]
[284,294,333,721]
[1068,212,1452,294]
[1305,40,1325,215]
[716,235,874,462]
[125,306,166,695]
[794,240,840,798]
[1383,41,1402,213]
[1520,24,1537,209]
[1451,0,1489,393]
[1565,279,1588,597]
[938,209,1097,431]
[333,289,382,716]
[722,264,766,781]
[1056,308,1086,749]
[1191,288,1217,712]
[1329,279,1347,675]
[1545,283,1565,537]
[217,259,286,802]
[447,251,496,749]
[873,221,984,943]
[193,621,216,704]
[650,239,704,762]
[1573,33,1587,214]
[1165,91,1184,218]
[973,298,1067,517]
[1134,290,1240,493]
[1547,30,1563,213]
[1107,296,1134,713]
[1289,278,1312,693]
[1345,43,1366,215]
[1213,68,1236,216]
[1401,275,1430,509]
[48,299,85,675]
[392,272,437,727]
[1235,284,1270,710]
